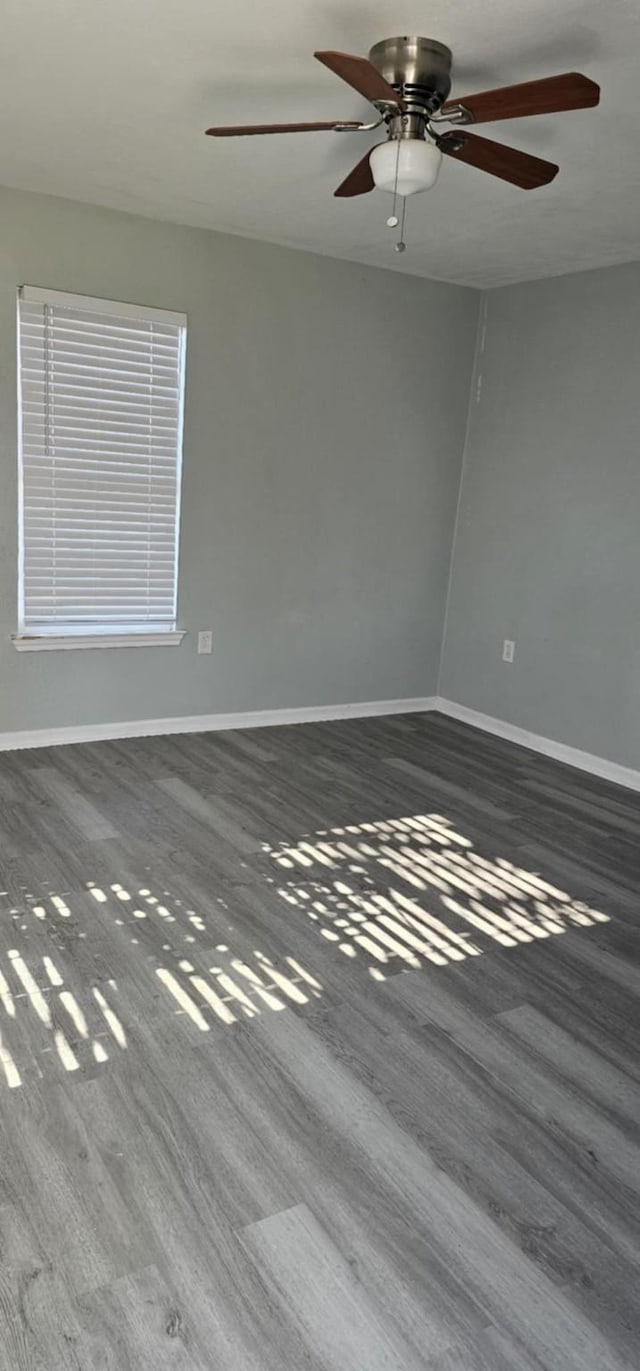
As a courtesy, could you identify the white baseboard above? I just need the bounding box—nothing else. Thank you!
[0,695,438,753]
[2,691,636,794]
[434,696,640,794]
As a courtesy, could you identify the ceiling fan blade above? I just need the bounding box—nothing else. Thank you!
[440,131,558,189]
[334,149,376,198]
[315,51,405,109]
[442,72,599,124]
[206,120,362,136]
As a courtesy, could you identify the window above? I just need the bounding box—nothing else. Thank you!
[15,286,187,649]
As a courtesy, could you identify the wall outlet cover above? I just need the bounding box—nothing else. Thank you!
[502,639,515,663]
[197,631,213,655]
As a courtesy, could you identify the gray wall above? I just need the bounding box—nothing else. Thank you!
[2,185,637,769]
[0,185,478,733]
[440,262,640,770]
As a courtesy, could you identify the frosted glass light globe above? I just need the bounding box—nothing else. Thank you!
[370,139,442,196]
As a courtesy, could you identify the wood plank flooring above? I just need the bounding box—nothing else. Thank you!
[0,710,639,1368]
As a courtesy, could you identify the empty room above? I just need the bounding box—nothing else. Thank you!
[0,2,639,1368]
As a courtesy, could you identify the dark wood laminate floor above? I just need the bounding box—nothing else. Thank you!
[0,710,639,1369]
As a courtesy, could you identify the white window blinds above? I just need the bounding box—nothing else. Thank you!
[18,286,186,636]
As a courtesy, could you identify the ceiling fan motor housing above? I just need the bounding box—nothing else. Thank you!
[369,36,453,115]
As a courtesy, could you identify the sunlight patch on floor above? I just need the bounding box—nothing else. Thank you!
[0,810,610,1090]
[267,812,609,979]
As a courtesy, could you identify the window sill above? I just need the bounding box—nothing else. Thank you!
[12,630,186,653]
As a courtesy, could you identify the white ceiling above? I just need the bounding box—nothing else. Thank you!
[2,0,640,288]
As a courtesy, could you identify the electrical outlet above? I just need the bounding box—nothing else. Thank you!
[502,639,515,663]
[197,630,213,655]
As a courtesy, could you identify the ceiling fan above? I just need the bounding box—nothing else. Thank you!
[205,36,600,198]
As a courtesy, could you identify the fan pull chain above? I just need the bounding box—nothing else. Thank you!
[395,195,407,253]
[392,137,401,220]
[386,137,402,230]
[384,137,408,252]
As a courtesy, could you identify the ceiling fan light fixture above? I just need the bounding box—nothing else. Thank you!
[370,138,442,196]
